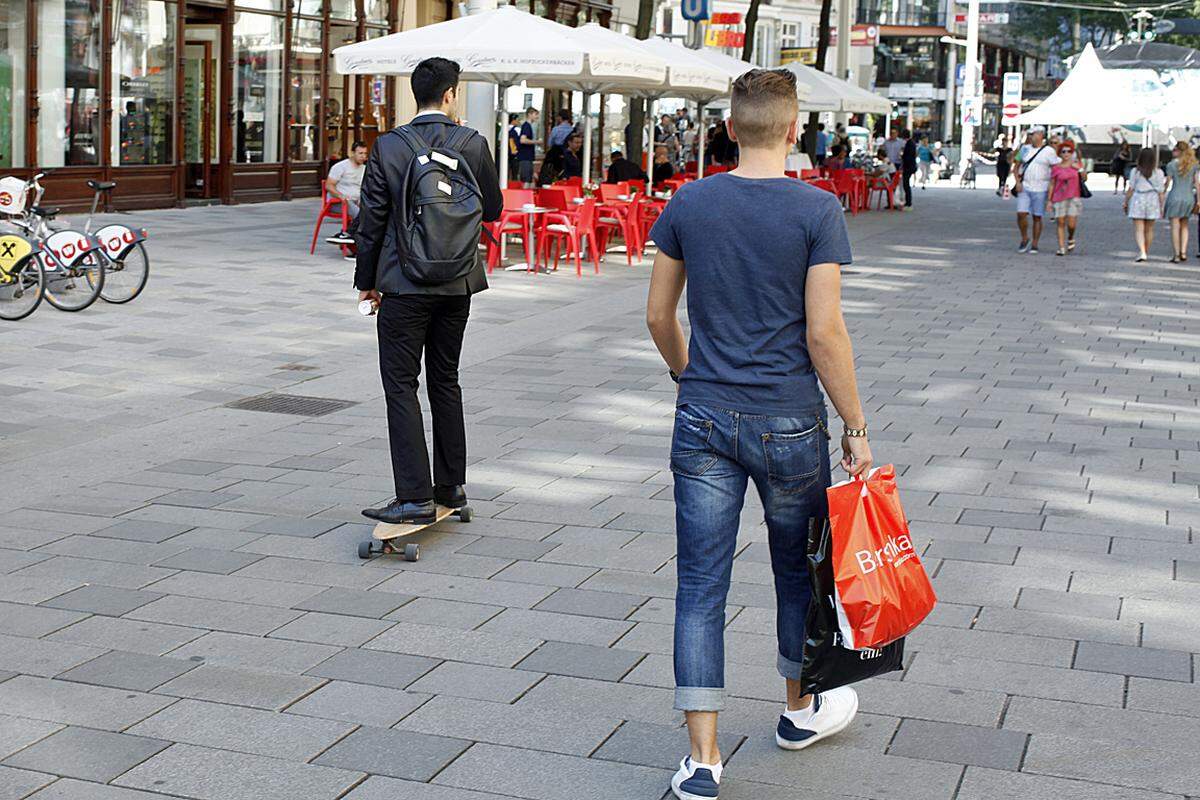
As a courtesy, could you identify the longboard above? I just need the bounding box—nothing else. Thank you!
[358,504,473,561]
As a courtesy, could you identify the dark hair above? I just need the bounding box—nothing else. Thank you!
[610,150,623,159]
[508,113,519,123]
[900,128,911,138]
[411,57,460,108]
[557,109,572,123]
[350,140,366,151]
[817,122,825,131]
[730,69,798,149]
[526,107,538,116]
[1136,147,1157,180]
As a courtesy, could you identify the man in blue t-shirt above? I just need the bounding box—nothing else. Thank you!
[647,68,874,800]
[516,107,539,185]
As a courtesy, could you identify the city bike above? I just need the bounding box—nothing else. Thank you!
[80,179,150,304]
[0,231,45,321]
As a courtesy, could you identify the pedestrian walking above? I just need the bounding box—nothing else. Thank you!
[516,107,539,186]
[1111,141,1132,193]
[1013,126,1058,254]
[645,68,871,800]
[1124,147,1166,262]
[353,57,503,525]
[994,134,1012,196]
[900,129,917,208]
[916,136,933,188]
[1049,140,1086,256]
[1163,140,1199,262]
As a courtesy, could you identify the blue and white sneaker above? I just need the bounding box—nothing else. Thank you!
[775,686,859,750]
[670,756,722,800]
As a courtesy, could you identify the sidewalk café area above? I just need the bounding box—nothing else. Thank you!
[314,5,898,271]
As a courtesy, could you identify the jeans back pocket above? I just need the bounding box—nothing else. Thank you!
[671,406,717,477]
[761,423,822,494]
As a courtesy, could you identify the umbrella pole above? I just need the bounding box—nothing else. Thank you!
[645,97,655,179]
[697,101,706,179]
[582,92,593,185]
[497,83,510,190]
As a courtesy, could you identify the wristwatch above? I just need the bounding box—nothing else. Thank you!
[668,370,680,384]
[843,423,868,438]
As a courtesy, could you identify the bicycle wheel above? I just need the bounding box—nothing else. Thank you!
[99,241,149,304]
[42,251,104,312]
[0,256,44,321]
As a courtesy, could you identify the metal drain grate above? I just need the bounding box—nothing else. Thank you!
[224,392,358,417]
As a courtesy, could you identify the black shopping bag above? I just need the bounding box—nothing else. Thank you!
[800,516,905,695]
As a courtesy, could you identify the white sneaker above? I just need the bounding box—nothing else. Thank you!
[670,756,722,800]
[775,686,859,751]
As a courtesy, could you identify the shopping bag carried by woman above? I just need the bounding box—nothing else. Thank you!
[827,464,936,650]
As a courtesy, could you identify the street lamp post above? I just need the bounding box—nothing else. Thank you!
[959,0,980,175]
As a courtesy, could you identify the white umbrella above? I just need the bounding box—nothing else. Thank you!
[781,63,892,114]
[527,23,669,183]
[334,5,666,186]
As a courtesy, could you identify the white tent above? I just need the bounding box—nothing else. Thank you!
[782,63,892,114]
[1015,44,1158,126]
[333,6,667,185]
[1149,71,1200,128]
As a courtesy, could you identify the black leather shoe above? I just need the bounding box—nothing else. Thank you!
[433,485,467,509]
[362,498,437,525]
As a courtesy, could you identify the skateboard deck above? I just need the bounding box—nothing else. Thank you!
[358,504,472,561]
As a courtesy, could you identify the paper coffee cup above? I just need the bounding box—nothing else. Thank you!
[358,300,377,316]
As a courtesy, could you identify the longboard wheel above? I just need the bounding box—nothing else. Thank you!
[357,541,373,559]
[403,543,420,562]
[458,506,473,523]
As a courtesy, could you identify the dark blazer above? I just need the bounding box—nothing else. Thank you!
[605,158,647,184]
[354,112,503,296]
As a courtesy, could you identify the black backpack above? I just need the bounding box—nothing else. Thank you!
[393,124,484,286]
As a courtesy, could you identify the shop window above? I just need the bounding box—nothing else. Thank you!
[233,11,283,163]
[112,0,176,165]
[289,17,322,161]
[236,0,284,10]
[38,0,102,167]
[330,0,355,20]
[0,0,26,167]
[365,0,388,24]
[296,0,323,13]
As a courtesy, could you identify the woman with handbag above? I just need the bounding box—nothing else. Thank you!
[1049,140,1086,256]
[1163,141,1199,262]
[1125,148,1166,263]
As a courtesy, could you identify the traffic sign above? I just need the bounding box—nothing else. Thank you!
[961,95,981,127]
[1001,71,1022,125]
[682,0,709,22]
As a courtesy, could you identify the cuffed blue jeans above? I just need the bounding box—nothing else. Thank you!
[671,403,831,712]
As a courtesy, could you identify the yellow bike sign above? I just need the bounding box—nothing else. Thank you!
[0,234,34,284]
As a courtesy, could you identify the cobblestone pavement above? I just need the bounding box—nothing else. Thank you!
[0,175,1197,800]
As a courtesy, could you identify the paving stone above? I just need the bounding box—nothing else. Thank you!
[46,617,205,656]
[243,516,343,537]
[115,743,364,800]
[592,720,743,769]
[305,647,439,687]
[39,585,164,617]
[957,766,1182,800]
[0,676,172,731]
[973,607,1139,646]
[367,622,542,668]
[923,539,1017,565]
[285,680,431,728]
[0,603,87,638]
[2,727,169,783]
[905,652,1125,706]
[91,520,195,543]
[516,641,644,681]
[478,608,634,647]
[1126,677,1200,718]
[1073,641,1192,682]
[373,572,555,609]
[156,665,325,711]
[533,587,645,620]
[341,776,517,800]
[12,556,175,591]
[887,718,1027,770]
[24,778,183,799]
[385,597,504,630]
[152,547,263,574]
[313,727,470,782]
[1002,696,1200,756]
[168,631,339,673]
[293,587,414,618]
[434,742,670,800]
[0,766,54,799]
[491,560,598,588]
[1017,587,1121,619]
[0,634,105,678]
[127,699,354,761]
[268,611,395,647]
[127,595,303,636]
[516,674,679,727]
[407,661,543,703]
[55,650,197,692]
[0,716,61,760]
[1022,733,1200,795]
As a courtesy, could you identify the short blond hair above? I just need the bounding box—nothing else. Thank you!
[730,69,799,149]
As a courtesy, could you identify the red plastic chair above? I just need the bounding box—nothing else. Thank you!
[309,186,350,255]
[867,172,900,210]
[800,168,821,180]
[596,192,639,266]
[807,177,838,195]
[540,198,601,276]
[485,188,537,272]
[830,170,861,215]
[784,170,799,178]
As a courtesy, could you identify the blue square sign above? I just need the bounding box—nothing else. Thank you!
[682,0,709,22]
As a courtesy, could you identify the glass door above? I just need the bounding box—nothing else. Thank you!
[183,41,216,197]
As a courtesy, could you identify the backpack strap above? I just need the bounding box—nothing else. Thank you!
[442,125,475,156]
[394,124,430,157]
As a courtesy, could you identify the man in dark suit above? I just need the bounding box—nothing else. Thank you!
[605,150,647,184]
[900,128,918,209]
[354,57,503,525]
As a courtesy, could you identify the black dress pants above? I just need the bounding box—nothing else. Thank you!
[902,169,915,207]
[377,293,471,501]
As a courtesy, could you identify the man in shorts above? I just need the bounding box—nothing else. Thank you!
[1014,127,1058,254]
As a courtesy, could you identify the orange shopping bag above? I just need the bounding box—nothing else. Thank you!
[826,465,936,650]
